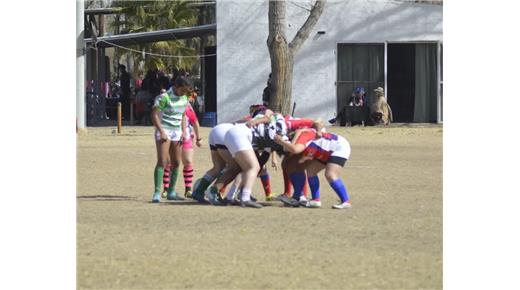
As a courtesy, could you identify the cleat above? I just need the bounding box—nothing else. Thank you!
[152,192,161,203]
[211,196,228,206]
[192,194,207,203]
[240,200,263,208]
[228,199,240,206]
[278,195,300,207]
[275,193,291,201]
[191,187,207,203]
[298,195,308,207]
[191,178,206,201]
[206,187,217,203]
[167,191,185,201]
[184,190,193,198]
[332,201,352,209]
[207,187,226,206]
[265,194,276,201]
[216,194,228,206]
[306,200,322,208]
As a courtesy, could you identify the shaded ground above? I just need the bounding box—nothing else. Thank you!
[77,124,442,289]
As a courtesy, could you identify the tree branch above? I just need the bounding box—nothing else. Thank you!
[288,0,326,55]
[289,1,312,12]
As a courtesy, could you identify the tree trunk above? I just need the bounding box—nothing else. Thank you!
[267,0,291,114]
[267,0,326,116]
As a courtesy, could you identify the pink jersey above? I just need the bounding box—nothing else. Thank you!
[184,104,198,142]
[185,104,198,125]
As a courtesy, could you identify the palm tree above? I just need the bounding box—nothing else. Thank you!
[110,0,199,76]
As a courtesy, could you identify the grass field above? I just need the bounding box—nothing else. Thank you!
[77,124,442,289]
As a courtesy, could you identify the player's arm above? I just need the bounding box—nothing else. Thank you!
[274,134,305,154]
[151,107,167,141]
[181,112,187,141]
[187,104,202,146]
[246,109,274,127]
[152,94,168,141]
[193,119,202,146]
[312,118,325,137]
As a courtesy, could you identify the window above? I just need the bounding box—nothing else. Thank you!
[336,44,384,113]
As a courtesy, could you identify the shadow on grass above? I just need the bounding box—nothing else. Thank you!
[77,195,135,201]
[156,200,209,206]
[156,200,281,208]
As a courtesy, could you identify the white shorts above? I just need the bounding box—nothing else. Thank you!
[209,123,234,150]
[155,127,182,142]
[331,136,351,160]
[224,124,253,157]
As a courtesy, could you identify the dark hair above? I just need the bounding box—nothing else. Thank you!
[118,64,126,71]
[174,76,193,88]
[158,75,170,90]
[249,104,267,118]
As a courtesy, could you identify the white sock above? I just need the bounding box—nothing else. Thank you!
[241,189,252,202]
[226,185,237,200]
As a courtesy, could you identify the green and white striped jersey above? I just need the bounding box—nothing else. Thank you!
[153,88,189,129]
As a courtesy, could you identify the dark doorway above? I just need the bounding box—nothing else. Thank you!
[387,43,415,122]
[204,46,217,112]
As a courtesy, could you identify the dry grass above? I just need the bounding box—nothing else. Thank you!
[77,124,442,289]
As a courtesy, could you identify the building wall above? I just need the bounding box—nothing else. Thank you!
[216,0,442,123]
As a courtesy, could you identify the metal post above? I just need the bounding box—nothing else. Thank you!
[117,102,122,133]
[384,41,388,101]
[77,0,86,129]
[437,41,442,123]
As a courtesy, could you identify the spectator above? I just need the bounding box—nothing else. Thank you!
[348,86,366,107]
[118,64,131,120]
[136,70,159,125]
[158,71,171,92]
[370,87,393,125]
[135,71,144,91]
[339,86,366,126]
[262,73,272,107]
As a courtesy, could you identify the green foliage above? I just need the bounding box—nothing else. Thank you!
[110,0,199,74]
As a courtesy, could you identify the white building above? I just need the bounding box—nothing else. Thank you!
[215,0,442,123]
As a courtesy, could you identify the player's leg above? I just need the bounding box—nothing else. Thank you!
[304,160,327,208]
[281,154,309,199]
[193,124,234,201]
[152,135,171,203]
[205,149,241,205]
[166,140,184,200]
[234,149,262,208]
[224,174,242,203]
[327,136,352,209]
[281,156,292,197]
[325,159,351,209]
[191,149,226,202]
[162,158,171,198]
[181,139,195,198]
[277,154,310,206]
[256,152,274,200]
